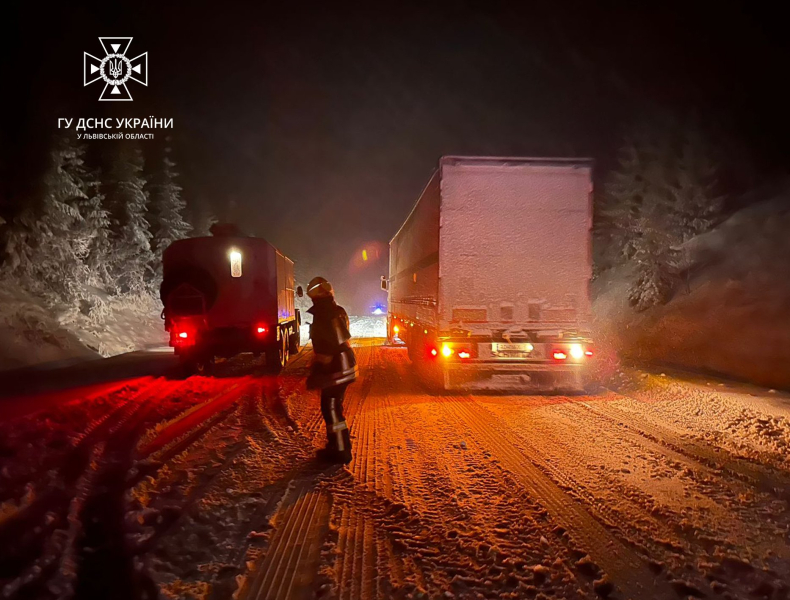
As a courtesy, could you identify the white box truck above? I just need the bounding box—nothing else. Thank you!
[383,156,594,391]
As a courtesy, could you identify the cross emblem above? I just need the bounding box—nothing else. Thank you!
[84,37,148,101]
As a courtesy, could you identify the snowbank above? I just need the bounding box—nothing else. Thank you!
[0,284,97,370]
[68,292,167,357]
[0,282,167,372]
[594,196,790,389]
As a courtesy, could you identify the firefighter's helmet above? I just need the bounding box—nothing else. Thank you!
[307,276,334,299]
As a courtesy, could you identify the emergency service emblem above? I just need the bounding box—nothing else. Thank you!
[83,37,148,101]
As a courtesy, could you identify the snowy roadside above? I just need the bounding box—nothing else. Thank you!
[299,314,386,345]
[594,197,790,390]
[0,284,97,371]
[0,282,167,372]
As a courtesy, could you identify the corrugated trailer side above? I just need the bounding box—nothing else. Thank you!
[388,170,441,328]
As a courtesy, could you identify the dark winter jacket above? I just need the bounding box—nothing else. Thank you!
[306,297,358,389]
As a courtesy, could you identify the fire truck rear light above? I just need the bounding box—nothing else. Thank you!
[256,326,266,334]
[430,348,438,356]
[458,351,471,359]
[585,350,594,357]
[553,351,567,360]
[178,331,188,339]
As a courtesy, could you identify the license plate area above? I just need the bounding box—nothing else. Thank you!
[491,343,536,359]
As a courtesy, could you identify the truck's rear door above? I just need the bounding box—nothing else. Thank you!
[438,157,592,332]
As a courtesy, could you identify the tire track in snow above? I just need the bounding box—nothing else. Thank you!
[141,379,321,599]
[328,346,594,599]
[0,380,178,598]
[0,376,163,506]
[486,393,790,600]
[589,391,790,500]
[374,350,578,597]
[335,340,379,600]
[241,484,332,600]
[137,380,251,459]
[440,394,675,600]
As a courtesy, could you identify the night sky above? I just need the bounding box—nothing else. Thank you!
[4,1,789,312]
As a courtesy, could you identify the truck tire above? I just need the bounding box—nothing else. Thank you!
[182,355,213,377]
[266,336,287,374]
[289,331,300,355]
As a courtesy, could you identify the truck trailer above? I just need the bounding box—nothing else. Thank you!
[160,226,302,374]
[383,156,594,391]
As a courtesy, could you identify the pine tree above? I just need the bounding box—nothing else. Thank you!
[105,143,154,294]
[188,201,219,237]
[66,142,113,288]
[599,113,723,310]
[2,135,88,304]
[148,143,190,275]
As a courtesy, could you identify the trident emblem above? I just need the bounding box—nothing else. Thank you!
[108,58,123,80]
[84,37,148,101]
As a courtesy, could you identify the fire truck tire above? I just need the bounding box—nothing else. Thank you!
[266,337,286,374]
[289,331,300,355]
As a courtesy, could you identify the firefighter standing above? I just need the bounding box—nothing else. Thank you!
[305,277,358,464]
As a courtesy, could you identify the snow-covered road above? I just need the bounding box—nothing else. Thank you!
[1,341,790,599]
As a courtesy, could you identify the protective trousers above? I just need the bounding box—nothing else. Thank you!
[320,384,351,452]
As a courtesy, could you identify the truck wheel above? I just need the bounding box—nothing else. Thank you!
[289,331,300,355]
[266,338,286,374]
[195,356,214,376]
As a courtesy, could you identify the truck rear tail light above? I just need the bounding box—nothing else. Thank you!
[585,349,594,357]
[439,343,476,359]
[569,343,584,360]
[430,347,438,357]
[553,351,567,360]
[255,325,267,335]
[173,325,197,347]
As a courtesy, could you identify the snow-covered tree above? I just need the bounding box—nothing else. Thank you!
[188,201,219,238]
[2,136,89,304]
[599,114,723,310]
[63,142,113,288]
[148,144,190,275]
[104,143,154,294]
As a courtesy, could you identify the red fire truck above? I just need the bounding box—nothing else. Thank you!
[160,225,302,374]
